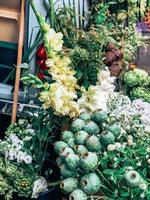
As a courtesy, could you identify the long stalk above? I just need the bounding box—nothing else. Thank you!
[30,1,51,57]
[48,0,55,28]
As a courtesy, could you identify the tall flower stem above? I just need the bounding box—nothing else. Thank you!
[48,0,55,28]
[30,1,52,57]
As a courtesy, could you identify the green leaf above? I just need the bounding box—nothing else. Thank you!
[119,190,130,197]
[103,169,115,175]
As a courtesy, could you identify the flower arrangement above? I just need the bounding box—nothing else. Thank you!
[22,2,80,118]
[0,119,48,199]
[54,93,150,200]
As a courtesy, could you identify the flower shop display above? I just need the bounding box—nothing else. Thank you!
[14,0,150,200]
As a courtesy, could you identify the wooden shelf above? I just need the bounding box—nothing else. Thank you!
[0,8,19,20]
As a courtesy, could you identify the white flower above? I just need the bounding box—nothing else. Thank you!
[126,166,134,171]
[32,177,48,199]
[78,86,109,114]
[27,128,35,135]
[139,183,147,190]
[127,139,133,146]
[147,148,150,153]
[5,149,16,160]
[24,155,32,164]
[107,144,116,151]
[145,155,149,159]
[128,135,133,140]
[45,59,55,68]
[17,151,26,163]
[140,193,145,199]
[115,142,122,149]
[147,159,150,165]
[97,68,116,87]
[113,157,118,161]
[24,136,32,141]
[45,29,63,52]
[136,162,142,167]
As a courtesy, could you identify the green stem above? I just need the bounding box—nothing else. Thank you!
[48,180,61,187]
[31,2,42,27]
[48,0,55,28]
[30,1,51,58]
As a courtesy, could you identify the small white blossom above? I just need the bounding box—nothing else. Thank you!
[24,155,32,164]
[140,193,145,199]
[146,155,149,159]
[128,135,133,140]
[115,142,122,149]
[136,162,142,167]
[147,148,150,153]
[147,159,150,165]
[127,139,133,146]
[107,144,116,151]
[139,183,147,190]
[113,157,118,161]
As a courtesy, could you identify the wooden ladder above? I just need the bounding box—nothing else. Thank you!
[0,0,25,123]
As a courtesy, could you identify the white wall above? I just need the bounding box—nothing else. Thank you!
[28,0,89,45]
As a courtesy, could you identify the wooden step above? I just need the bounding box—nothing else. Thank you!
[0,8,19,20]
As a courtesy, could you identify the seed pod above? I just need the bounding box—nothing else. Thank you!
[100,131,115,146]
[92,111,108,124]
[61,131,74,143]
[54,141,68,155]
[79,113,91,122]
[123,170,141,187]
[60,164,78,178]
[69,189,87,200]
[68,138,76,148]
[86,135,101,152]
[60,178,78,194]
[75,145,88,155]
[65,154,80,171]
[107,43,116,51]
[75,131,89,145]
[106,124,121,138]
[80,152,99,172]
[60,147,74,159]
[71,119,85,133]
[56,157,63,167]
[80,173,101,195]
[83,121,100,135]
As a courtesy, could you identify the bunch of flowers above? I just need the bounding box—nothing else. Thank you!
[22,2,80,118]
[78,68,116,114]
[54,92,150,200]
[0,119,48,200]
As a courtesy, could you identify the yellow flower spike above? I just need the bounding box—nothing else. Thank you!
[45,29,63,52]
